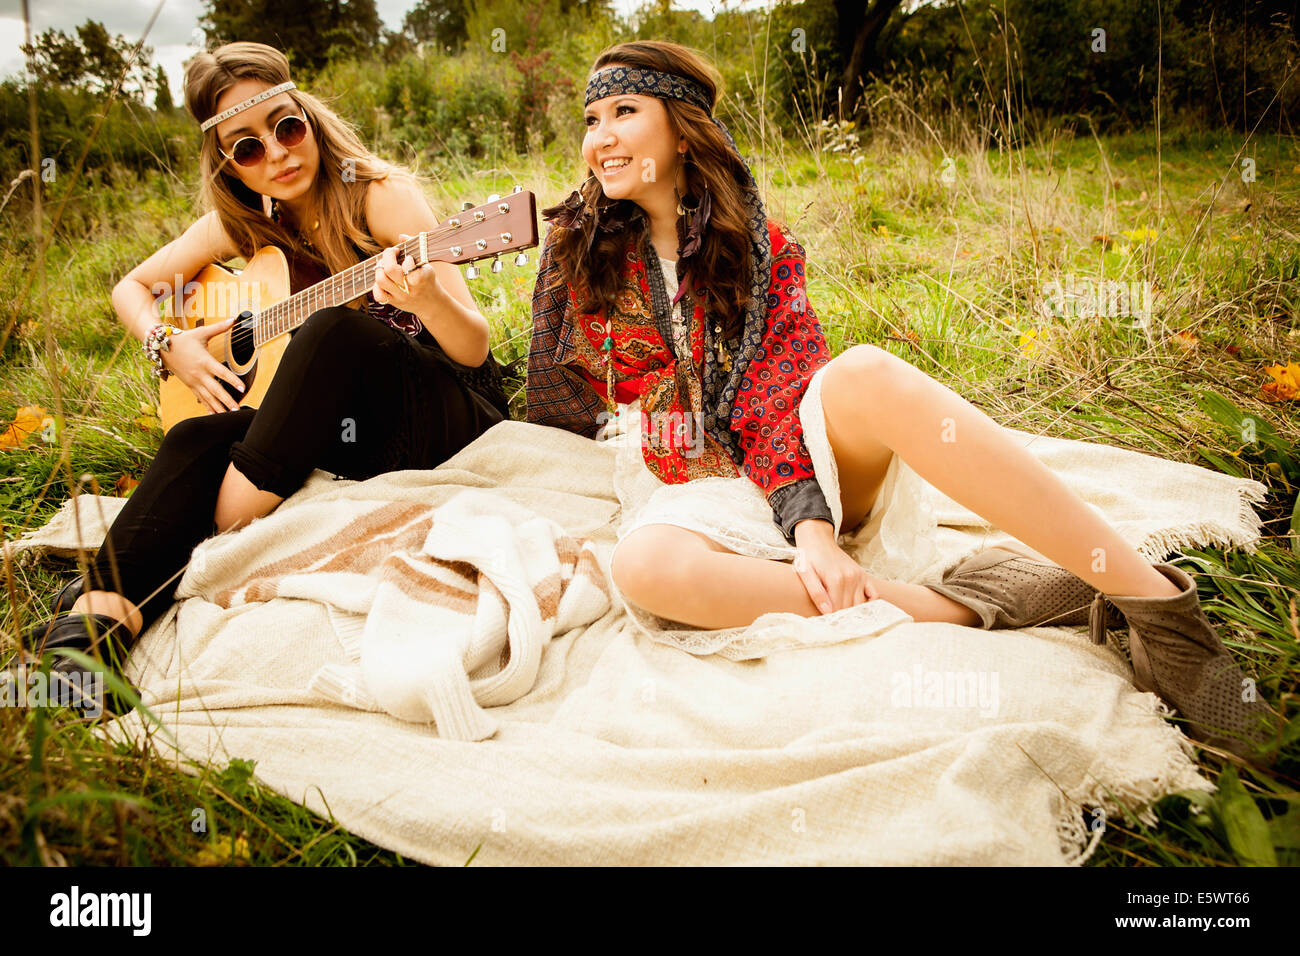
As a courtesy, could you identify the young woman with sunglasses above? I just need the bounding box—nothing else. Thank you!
[527,40,1274,763]
[19,42,509,707]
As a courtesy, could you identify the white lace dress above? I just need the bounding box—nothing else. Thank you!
[596,254,947,657]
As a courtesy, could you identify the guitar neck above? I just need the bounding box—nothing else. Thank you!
[252,237,421,346]
[250,189,537,346]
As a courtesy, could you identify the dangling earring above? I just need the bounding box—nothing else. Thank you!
[673,151,689,216]
[676,156,712,260]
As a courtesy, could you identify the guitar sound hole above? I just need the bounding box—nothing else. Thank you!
[227,311,258,366]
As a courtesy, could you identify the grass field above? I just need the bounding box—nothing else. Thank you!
[2,93,1297,864]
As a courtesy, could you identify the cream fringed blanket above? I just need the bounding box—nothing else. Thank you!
[7,418,1270,865]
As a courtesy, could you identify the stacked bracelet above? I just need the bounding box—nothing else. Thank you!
[143,323,182,380]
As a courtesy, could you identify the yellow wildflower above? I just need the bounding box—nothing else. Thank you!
[1120,227,1159,243]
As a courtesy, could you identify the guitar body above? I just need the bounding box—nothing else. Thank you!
[153,189,539,434]
[158,246,295,433]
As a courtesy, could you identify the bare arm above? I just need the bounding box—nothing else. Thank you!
[112,210,236,342]
[113,210,248,412]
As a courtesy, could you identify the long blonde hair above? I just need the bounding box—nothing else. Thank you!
[183,41,423,277]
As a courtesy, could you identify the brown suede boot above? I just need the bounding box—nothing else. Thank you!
[1088,563,1276,766]
[924,545,1126,631]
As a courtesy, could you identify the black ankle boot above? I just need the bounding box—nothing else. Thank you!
[17,611,139,717]
[50,574,86,616]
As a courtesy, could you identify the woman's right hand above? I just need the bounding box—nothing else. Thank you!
[161,316,247,414]
[792,518,879,614]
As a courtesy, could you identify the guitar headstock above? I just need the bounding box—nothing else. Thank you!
[411,186,538,279]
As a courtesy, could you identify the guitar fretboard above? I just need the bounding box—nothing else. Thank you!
[253,235,424,346]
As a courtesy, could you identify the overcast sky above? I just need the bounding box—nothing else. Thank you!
[0,0,762,106]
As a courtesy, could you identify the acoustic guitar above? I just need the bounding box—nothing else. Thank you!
[156,188,537,433]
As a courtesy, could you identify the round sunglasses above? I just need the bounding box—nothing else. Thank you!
[219,113,310,167]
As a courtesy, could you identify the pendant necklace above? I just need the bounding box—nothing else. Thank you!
[601,314,616,416]
[271,197,320,248]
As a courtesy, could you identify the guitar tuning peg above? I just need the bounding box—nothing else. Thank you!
[486,193,500,203]
[461,200,473,210]
[490,255,502,274]
[514,252,528,266]
[512,184,523,193]
[465,264,479,280]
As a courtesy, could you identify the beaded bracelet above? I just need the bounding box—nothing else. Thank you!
[143,323,182,380]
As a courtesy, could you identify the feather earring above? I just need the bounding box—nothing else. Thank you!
[674,157,710,259]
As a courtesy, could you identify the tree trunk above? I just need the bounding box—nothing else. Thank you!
[837,0,904,117]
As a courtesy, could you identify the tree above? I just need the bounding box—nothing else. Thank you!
[21,21,156,102]
[153,64,174,111]
[835,0,906,117]
[200,0,383,74]
[403,0,471,54]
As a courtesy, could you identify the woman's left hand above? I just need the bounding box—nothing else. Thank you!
[372,233,444,316]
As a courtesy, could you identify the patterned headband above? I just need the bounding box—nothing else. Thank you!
[585,66,712,115]
[200,80,297,132]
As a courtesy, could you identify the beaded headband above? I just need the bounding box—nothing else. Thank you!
[200,80,297,132]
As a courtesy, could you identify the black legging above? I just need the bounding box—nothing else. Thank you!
[85,306,504,633]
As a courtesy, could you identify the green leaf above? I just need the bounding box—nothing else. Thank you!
[216,758,258,799]
[1290,494,1300,555]
[1269,804,1300,850]
[1216,765,1278,866]
[1196,448,1245,478]
[1195,391,1245,434]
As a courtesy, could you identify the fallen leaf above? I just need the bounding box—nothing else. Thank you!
[0,405,54,449]
[114,474,139,496]
[1018,328,1040,357]
[1171,330,1200,350]
[133,415,161,431]
[1092,234,1113,248]
[1261,361,1299,402]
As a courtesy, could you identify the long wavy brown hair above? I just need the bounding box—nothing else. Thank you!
[545,41,779,340]
[183,41,425,280]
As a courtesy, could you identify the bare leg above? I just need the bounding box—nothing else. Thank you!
[821,346,1180,600]
[213,462,284,533]
[611,524,982,630]
[64,464,280,638]
[71,591,143,637]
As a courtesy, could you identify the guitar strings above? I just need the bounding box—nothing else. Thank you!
[220,211,519,355]
[230,222,461,350]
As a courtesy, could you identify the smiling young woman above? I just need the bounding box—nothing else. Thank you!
[525,40,1275,764]
[18,42,510,708]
